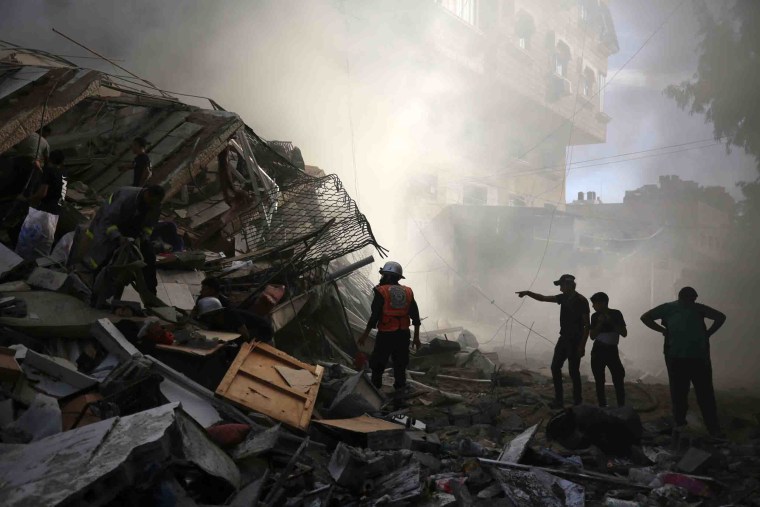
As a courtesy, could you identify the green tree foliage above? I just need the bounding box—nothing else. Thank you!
[665,0,760,224]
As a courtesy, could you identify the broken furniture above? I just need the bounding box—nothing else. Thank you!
[216,341,323,431]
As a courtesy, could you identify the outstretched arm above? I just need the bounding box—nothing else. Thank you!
[516,291,558,303]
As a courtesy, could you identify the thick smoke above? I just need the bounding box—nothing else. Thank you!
[2,0,757,390]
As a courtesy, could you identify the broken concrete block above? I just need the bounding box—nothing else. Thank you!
[327,370,384,419]
[370,461,422,504]
[90,318,142,362]
[498,423,539,463]
[0,402,240,506]
[21,349,98,398]
[328,442,411,491]
[403,430,441,454]
[492,467,568,507]
[232,424,282,461]
[412,450,442,472]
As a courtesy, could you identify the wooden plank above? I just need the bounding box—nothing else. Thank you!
[315,415,404,434]
[196,329,240,342]
[155,342,224,357]
[215,342,323,431]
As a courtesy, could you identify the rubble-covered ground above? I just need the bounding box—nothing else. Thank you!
[1,45,760,507]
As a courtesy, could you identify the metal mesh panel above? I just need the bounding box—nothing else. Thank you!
[239,174,387,272]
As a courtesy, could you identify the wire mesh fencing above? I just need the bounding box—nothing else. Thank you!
[239,174,387,274]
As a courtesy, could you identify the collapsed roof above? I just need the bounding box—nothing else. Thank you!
[0,41,385,271]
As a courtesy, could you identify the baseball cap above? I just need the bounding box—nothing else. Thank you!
[553,274,575,286]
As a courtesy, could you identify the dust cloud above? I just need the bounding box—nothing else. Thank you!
[1,0,758,391]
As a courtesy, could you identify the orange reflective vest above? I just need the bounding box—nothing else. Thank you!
[375,284,414,332]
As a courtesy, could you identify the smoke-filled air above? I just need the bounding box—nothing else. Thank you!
[1,1,759,390]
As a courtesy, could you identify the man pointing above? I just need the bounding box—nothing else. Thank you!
[517,274,590,408]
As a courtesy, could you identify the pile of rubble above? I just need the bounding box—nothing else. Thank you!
[1,45,760,507]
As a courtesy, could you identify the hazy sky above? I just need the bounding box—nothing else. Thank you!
[567,0,757,203]
[1,0,756,210]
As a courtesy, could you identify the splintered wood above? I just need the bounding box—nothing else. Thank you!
[215,342,323,431]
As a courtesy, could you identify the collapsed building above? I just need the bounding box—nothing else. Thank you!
[1,43,760,507]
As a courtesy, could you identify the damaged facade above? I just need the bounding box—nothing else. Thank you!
[1,35,760,507]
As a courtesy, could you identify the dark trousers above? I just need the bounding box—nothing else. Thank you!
[665,356,720,433]
[370,330,410,390]
[590,341,626,407]
[551,335,583,405]
[140,239,157,295]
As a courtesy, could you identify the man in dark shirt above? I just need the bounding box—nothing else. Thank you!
[119,137,152,187]
[589,292,627,407]
[358,261,421,391]
[641,287,726,436]
[517,274,590,408]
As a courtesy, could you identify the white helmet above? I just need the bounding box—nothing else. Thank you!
[196,297,223,317]
[379,261,404,279]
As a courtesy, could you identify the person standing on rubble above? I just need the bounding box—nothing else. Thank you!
[516,274,590,408]
[14,149,67,260]
[589,292,627,407]
[119,137,152,187]
[641,287,726,437]
[82,185,165,306]
[358,261,421,392]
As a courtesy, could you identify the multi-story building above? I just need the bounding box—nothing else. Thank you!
[405,0,619,224]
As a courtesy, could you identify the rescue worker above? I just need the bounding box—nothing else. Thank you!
[358,261,421,392]
[83,185,164,306]
[517,274,590,408]
[641,287,726,437]
[195,280,274,343]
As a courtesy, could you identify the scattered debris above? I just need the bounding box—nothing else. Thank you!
[0,44,758,507]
